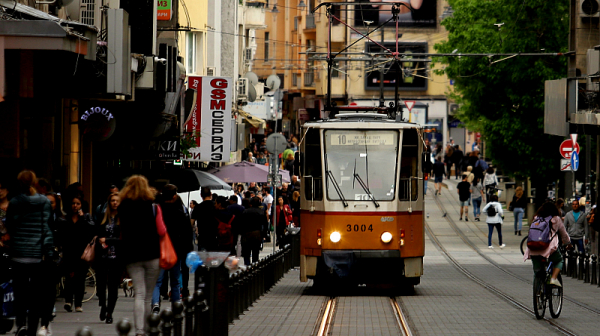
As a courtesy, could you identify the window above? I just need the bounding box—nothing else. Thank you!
[302,128,323,201]
[264,32,270,61]
[292,73,298,86]
[399,129,419,201]
[324,130,399,202]
[186,32,196,74]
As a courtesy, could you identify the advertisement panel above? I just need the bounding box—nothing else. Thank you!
[157,0,172,21]
[185,76,232,162]
[353,0,437,28]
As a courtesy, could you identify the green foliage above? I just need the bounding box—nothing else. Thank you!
[434,0,569,181]
[180,131,201,158]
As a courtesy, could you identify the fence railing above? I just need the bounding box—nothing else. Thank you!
[75,245,293,336]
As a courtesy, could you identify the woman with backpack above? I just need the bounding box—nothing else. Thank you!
[510,187,528,236]
[482,195,504,249]
[524,202,572,287]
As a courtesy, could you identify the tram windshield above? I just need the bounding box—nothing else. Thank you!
[324,130,399,202]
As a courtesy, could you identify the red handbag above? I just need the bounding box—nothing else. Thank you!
[154,204,177,269]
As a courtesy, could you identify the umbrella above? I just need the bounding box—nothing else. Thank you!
[169,169,232,192]
[208,161,290,183]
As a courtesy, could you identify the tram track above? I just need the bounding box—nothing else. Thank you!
[434,189,600,316]
[313,296,413,336]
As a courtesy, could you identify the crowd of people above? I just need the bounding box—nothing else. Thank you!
[0,166,302,336]
[244,134,299,176]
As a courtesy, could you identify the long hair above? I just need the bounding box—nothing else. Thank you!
[515,186,524,199]
[535,202,560,219]
[101,193,120,225]
[45,192,65,219]
[17,170,37,196]
[119,175,155,202]
[292,191,300,202]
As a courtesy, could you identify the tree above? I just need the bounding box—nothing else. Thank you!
[434,0,569,201]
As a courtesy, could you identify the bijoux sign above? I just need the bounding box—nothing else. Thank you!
[79,106,116,141]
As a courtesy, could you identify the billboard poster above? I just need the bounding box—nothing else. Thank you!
[353,0,437,28]
[185,76,232,162]
[157,0,172,21]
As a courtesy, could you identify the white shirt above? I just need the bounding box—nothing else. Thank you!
[483,173,498,186]
[482,202,503,223]
[264,194,273,215]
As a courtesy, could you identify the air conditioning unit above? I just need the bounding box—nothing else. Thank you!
[206,67,216,76]
[237,78,249,99]
[66,0,102,28]
[581,0,600,17]
[449,103,459,114]
[244,48,253,63]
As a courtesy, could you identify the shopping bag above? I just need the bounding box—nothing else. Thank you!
[159,232,178,269]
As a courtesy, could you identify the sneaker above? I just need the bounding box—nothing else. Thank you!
[37,327,47,336]
[500,244,506,249]
[64,303,72,312]
[152,304,160,314]
[549,278,562,287]
[465,217,469,222]
[488,245,494,249]
[459,217,463,221]
[75,307,83,313]
[16,327,27,336]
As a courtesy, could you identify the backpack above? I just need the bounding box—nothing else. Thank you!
[475,159,489,171]
[216,215,235,247]
[486,203,497,217]
[527,216,554,251]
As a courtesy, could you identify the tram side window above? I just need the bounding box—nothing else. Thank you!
[399,129,419,201]
[302,128,323,201]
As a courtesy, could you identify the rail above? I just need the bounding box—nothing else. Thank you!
[74,245,294,336]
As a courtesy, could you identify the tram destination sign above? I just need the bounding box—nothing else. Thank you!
[331,133,395,146]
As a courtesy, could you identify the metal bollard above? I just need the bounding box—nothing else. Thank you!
[147,313,161,336]
[228,274,235,323]
[183,295,195,336]
[161,309,174,336]
[116,319,132,336]
[75,326,93,336]
[571,251,578,278]
[562,250,568,275]
[579,252,585,281]
[194,290,207,336]
[585,253,591,283]
[172,301,184,336]
[592,255,598,285]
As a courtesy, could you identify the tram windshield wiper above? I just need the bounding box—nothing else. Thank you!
[325,154,348,207]
[353,172,380,208]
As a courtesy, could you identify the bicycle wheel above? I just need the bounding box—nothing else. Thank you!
[520,236,528,255]
[549,274,563,318]
[533,275,546,319]
[82,268,97,303]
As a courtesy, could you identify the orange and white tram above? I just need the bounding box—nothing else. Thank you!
[298,112,425,287]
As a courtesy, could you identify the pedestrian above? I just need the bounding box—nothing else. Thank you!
[118,175,163,336]
[423,140,432,195]
[263,187,274,238]
[275,196,293,247]
[240,197,266,265]
[510,186,527,236]
[227,195,245,217]
[95,192,122,324]
[256,152,267,165]
[290,191,301,226]
[152,185,194,312]
[482,195,504,249]
[248,182,259,194]
[5,171,53,336]
[444,145,454,178]
[483,167,498,201]
[457,174,471,221]
[41,192,64,333]
[471,177,484,221]
[452,145,464,179]
[191,187,217,251]
[189,200,197,217]
[93,184,119,224]
[432,155,445,196]
[474,156,489,182]
[291,175,301,190]
[246,152,256,163]
[214,196,236,253]
[556,198,566,220]
[281,182,293,200]
[284,152,295,176]
[61,195,95,313]
[465,166,474,183]
[564,199,588,253]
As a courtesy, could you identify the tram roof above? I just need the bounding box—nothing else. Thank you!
[303,113,423,129]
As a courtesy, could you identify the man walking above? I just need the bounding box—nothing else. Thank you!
[564,199,588,253]
[432,155,446,196]
[457,174,472,221]
[191,187,217,251]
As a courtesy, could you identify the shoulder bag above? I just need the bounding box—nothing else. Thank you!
[81,236,97,264]
[154,204,177,269]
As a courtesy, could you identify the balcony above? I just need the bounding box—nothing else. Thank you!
[306,14,316,30]
[245,2,267,29]
[304,72,315,86]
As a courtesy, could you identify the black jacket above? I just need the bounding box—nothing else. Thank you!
[432,161,446,178]
[6,193,53,260]
[192,200,217,251]
[511,195,528,209]
[95,216,121,262]
[60,213,95,267]
[160,201,194,259]
[240,207,267,235]
[119,199,160,264]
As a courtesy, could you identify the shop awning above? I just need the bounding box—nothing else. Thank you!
[238,109,266,129]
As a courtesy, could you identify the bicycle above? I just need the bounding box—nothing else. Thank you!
[520,235,528,255]
[56,267,97,303]
[532,252,563,319]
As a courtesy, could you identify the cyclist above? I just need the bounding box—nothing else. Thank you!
[524,202,573,287]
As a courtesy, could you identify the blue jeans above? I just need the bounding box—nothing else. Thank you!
[513,207,524,231]
[488,223,503,246]
[424,179,428,195]
[572,239,585,253]
[472,197,482,218]
[152,260,182,306]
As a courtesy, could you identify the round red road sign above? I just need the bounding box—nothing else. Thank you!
[559,140,580,159]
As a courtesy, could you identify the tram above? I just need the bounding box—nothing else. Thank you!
[298,112,426,287]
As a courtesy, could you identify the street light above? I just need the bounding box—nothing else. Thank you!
[271,4,280,13]
[298,0,306,9]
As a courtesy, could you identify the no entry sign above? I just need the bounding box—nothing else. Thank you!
[559,140,580,159]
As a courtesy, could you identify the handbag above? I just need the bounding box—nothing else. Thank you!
[153,204,177,269]
[81,236,97,264]
[508,201,514,212]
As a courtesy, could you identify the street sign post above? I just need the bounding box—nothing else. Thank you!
[571,150,579,171]
[559,139,580,159]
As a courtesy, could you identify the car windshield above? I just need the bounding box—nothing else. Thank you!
[324,130,399,201]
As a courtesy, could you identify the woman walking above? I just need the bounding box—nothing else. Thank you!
[511,186,527,236]
[61,196,95,313]
[290,191,301,226]
[482,195,504,249]
[275,196,293,247]
[5,171,54,336]
[471,177,485,221]
[119,175,163,336]
[95,193,122,324]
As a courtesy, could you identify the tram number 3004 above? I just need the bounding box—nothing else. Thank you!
[347,224,374,232]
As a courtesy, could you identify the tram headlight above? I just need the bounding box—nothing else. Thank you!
[330,232,341,243]
[381,232,393,243]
